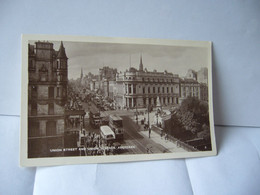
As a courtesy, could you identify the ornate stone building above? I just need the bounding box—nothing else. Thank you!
[179,78,201,103]
[199,83,208,101]
[115,56,180,108]
[180,68,209,103]
[28,41,68,158]
[197,67,208,84]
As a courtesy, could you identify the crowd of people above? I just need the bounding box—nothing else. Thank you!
[80,131,120,156]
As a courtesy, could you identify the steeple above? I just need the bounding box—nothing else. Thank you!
[139,54,143,71]
[57,41,68,59]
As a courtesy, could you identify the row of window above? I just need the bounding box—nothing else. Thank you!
[31,102,54,116]
[29,60,67,70]
[125,85,178,94]
[125,76,177,83]
[182,86,199,93]
[31,86,65,99]
[126,97,178,107]
[28,121,56,137]
[143,97,177,105]
[183,92,199,97]
[55,60,67,69]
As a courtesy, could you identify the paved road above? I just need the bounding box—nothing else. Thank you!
[121,116,170,154]
[81,100,170,154]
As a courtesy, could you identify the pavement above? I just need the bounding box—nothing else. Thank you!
[125,112,188,153]
[139,128,187,153]
[82,101,187,154]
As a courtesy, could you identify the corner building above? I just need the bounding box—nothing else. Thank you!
[28,41,68,158]
[179,78,201,103]
[115,56,180,109]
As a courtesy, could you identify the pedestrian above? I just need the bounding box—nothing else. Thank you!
[165,133,168,141]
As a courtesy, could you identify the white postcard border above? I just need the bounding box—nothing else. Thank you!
[20,34,217,167]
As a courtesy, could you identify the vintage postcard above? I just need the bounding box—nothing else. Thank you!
[20,35,216,167]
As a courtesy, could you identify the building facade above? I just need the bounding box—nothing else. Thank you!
[181,68,209,103]
[199,83,208,101]
[108,80,116,99]
[115,56,180,109]
[197,67,208,84]
[90,79,99,91]
[99,66,117,81]
[28,41,68,158]
[179,78,201,103]
[186,69,197,80]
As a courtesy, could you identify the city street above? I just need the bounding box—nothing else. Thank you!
[121,116,171,154]
[80,99,184,155]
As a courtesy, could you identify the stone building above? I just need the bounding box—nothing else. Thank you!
[186,69,197,80]
[102,79,109,97]
[181,68,208,102]
[28,41,68,158]
[179,78,201,103]
[108,80,116,99]
[199,83,208,101]
[197,67,208,84]
[99,66,117,81]
[115,56,180,108]
[90,79,98,91]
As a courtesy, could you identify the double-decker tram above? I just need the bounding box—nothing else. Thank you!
[89,105,101,128]
[109,115,124,140]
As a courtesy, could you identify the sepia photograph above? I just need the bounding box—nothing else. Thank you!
[20,35,216,166]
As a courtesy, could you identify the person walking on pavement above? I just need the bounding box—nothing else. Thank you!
[165,133,168,142]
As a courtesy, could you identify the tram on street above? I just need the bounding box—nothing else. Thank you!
[100,125,115,144]
[89,105,101,128]
[109,115,124,140]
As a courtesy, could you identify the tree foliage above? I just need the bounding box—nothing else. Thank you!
[170,97,210,141]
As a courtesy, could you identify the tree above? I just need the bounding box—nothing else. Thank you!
[197,123,210,141]
[178,97,209,132]
[168,97,210,141]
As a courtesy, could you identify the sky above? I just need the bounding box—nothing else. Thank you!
[29,40,209,79]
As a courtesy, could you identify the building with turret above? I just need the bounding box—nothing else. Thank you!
[28,41,68,158]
